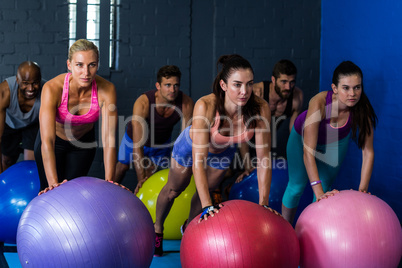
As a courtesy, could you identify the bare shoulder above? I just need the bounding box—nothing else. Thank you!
[293,86,303,99]
[252,81,264,98]
[254,95,270,119]
[134,93,149,108]
[254,94,268,108]
[181,92,195,114]
[194,93,216,119]
[0,80,11,108]
[42,74,65,95]
[308,91,328,112]
[182,92,195,106]
[0,80,10,96]
[292,86,304,110]
[132,93,149,117]
[95,75,115,92]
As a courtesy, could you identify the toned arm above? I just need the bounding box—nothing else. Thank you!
[98,76,118,181]
[131,94,150,182]
[39,80,61,186]
[0,81,11,173]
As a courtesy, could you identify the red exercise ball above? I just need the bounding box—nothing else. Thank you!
[296,190,402,268]
[180,200,300,268]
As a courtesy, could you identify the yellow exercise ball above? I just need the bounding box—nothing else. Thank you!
[136,169,196,240]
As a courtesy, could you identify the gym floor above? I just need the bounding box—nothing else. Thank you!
[2,240,182,268]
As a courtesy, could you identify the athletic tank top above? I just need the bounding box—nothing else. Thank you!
[55,73,100,126]
[5,76,44,129]
[294,90,352,144]
[263,80,293,118]
[127,89,183,146]
[210,111,254,146]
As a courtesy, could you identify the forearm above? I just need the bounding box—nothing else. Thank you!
[304,152,324,198]
[103,146,116,181]
[359,151,374,191]
[41,141,58,186]
[256,164,271,206]
[192,161,212,208]
[239,142,253,171]
[132,147,146,181]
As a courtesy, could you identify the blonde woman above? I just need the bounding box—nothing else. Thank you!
[34,39,117,193]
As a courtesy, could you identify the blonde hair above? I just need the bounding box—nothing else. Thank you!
[68,39,99,62]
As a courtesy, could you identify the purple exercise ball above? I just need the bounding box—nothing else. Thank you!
[17,177,155,268]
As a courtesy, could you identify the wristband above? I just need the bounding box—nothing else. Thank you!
[200,206,215,219]
[310,180,322,186]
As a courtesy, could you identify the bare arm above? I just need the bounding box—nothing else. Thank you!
[131,94,150,183]
[302,93,328,199]
[99,77,118,181]
[289,87,304,132]
[0,81,11,173]
[39,81,60,186]
[239,142,253,172]
[359,122,374,192]
[254,100,272,206]
[180,93,194,131]
[191,98,213,209]
[252,81,264,98]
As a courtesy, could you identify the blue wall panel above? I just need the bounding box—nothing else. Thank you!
[321,1,402,221]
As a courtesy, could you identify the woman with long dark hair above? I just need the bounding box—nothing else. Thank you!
[282,61,377,224]
[153,54,275,256]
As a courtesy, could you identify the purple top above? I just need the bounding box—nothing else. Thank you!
[294,90,352,144]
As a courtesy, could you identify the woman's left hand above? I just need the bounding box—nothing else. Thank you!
[357,188,371,195]
[198,204,224,223]
[107,180,132,192]
[317,189,339,201]
[262,205,283,217]
[38,179,68,195]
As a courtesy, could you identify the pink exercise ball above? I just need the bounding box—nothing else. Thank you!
[295,190,402,268]
[180,200,300,268]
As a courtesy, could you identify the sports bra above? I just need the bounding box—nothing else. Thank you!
[55,73,100,126]
[210,111,254,146]
[294,90,352,144]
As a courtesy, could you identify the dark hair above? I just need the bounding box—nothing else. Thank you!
[332,61,377,148]
[272,59,297,79]
[156,65,181,84]
[212,54,260,128]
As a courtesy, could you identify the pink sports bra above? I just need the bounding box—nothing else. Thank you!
[210,111,254,146]
[55,73,100,126]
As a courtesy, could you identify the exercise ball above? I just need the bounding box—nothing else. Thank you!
[181,200,300,268]
[0,160,40,244]
[229,160,314,216]
[229,161,289,209]
[296,190,402,268]
[137,169,196,240]
[17,177,155,268]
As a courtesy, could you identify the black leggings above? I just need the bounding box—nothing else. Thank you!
[34,128,97,191]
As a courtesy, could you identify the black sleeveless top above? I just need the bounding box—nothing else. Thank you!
[127,89,183,147]
[263,81,293,118]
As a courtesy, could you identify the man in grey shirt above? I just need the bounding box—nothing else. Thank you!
[0,61,45,173]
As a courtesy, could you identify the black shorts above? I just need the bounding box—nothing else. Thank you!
[34,128,97,190]
[1,123,39,157]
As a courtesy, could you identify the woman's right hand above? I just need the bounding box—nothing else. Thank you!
[38,179,67,195]
[316,189,339,201]
[198,204,224,223]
